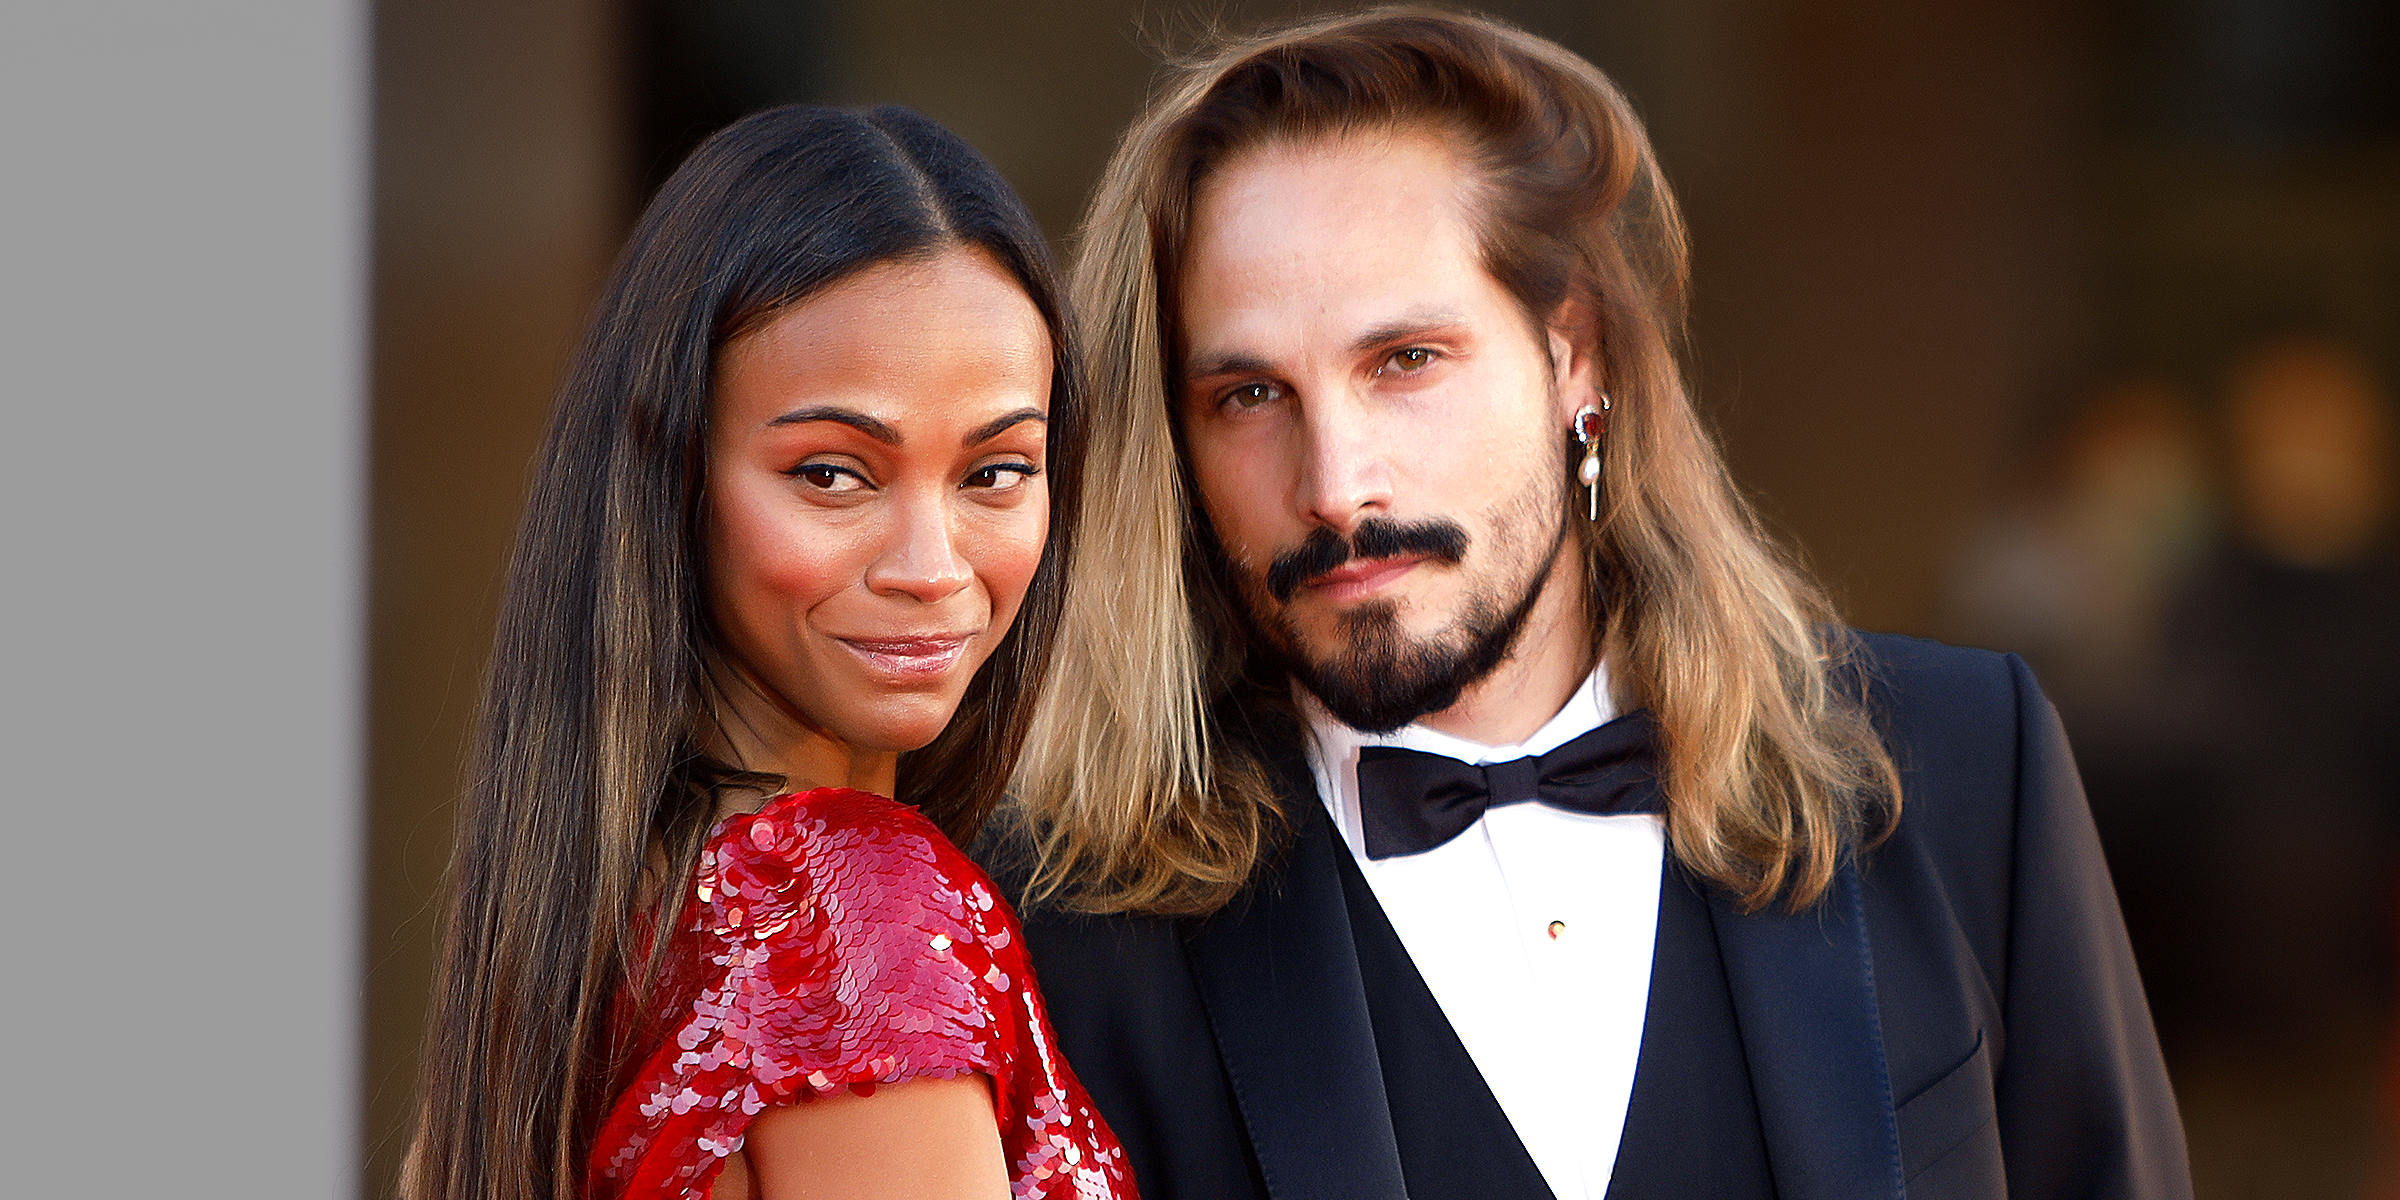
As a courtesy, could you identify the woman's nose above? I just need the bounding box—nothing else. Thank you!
[864,490,974,603]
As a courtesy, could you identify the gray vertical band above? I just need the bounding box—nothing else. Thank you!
[0,3,369,1196]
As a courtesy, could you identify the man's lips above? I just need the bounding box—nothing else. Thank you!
[1297,554,1425,604]
[835,635,972,679]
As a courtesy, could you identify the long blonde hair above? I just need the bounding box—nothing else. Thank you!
[1013,7,1899,917]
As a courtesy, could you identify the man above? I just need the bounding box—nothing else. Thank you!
[984,10,2190,1200]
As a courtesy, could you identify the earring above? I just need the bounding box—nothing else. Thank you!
[1573,392,1610,520]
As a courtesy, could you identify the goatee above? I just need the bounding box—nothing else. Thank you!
[1257,516,1559,734]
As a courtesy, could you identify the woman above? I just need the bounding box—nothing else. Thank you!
[406,105,1131,1200]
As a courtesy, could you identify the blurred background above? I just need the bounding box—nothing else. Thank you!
[353,1,2400,1197]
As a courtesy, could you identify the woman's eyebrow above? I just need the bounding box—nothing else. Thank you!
[964,408,1047,447]
[767,405,901,443]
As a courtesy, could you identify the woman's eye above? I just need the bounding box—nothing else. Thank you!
[1226,382,1282,409]
[965,463,1039,491]
[788,463,867,492]
[1382,347,1436,374]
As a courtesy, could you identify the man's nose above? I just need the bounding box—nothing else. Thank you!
[1296,394,1393,534]
[864,491,973,603]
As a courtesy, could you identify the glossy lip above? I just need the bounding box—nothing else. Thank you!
[835,634,973,680]
[1299,554,1425,605]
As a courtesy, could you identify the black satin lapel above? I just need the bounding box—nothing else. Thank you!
[1188,797,1410,1200]
[1705,860,1904,1200]
[1334,840,1556,1200]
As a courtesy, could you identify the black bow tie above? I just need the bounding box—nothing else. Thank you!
[1354,710,1661,860]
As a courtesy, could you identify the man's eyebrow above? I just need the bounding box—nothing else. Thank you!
[964,408,1047,447]
[1184,312,1473,381]
[1184,352,1274,382]
[767,406,901,444]
[1350,312,1468,353]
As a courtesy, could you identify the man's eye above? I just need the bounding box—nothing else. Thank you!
[1226,382,1282,409]
[966,463,1039,490]
[788,463,867,492]
[1383,347,1435,374]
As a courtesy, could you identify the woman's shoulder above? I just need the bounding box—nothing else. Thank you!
[706,787,1003,913]
[689,788,1019,1091]
[590,789,1026,1196]
[698,787,1014,1008]
[714,785,960,854]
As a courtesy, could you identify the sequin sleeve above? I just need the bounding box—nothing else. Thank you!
[588,788,1133,1200]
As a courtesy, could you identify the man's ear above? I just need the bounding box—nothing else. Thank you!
[1546,299,1601,423]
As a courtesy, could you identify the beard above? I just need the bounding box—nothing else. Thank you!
[1278,561,1552,733]
[1247,483,1568,734]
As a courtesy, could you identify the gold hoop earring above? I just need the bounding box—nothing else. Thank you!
[1573,392,1609,520]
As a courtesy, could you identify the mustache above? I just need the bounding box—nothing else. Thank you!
[1264,518,1471,603]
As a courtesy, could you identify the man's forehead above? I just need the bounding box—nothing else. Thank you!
[1186,130,1475,262]
[1177,131,1493,363]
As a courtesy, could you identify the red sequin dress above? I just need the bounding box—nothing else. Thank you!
[587,788,1133,1200]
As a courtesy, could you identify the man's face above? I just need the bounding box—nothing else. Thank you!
[1176,129,1593,732]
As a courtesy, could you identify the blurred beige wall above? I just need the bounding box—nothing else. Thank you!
[361,1,622,1195]
[1681,0,2091,632]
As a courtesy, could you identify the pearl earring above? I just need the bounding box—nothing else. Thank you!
[1573,392,1610,520]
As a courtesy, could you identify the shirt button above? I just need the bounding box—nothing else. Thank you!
[1546,920,1567,940]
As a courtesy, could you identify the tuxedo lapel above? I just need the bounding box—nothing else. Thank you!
[1186,768,1410,1200]
[1707,860,1905,1200]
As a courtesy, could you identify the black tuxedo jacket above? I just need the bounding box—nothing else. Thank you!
[982,633,2192,1200]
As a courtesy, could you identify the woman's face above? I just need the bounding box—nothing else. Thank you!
[705,247,1052,759]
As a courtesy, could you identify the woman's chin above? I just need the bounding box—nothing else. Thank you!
[837,695,968,757]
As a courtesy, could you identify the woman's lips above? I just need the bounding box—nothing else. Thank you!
[836,635,971,679]
[1302,555,1425,605]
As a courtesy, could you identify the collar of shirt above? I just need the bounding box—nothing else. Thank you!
[1300,660,1619,859]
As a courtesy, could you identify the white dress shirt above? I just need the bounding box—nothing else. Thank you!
[1300,661,1663,1200]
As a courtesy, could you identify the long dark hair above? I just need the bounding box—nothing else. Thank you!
[407,105,1082,1200]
